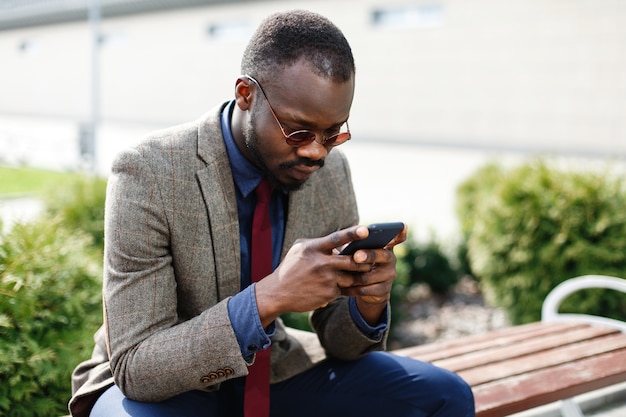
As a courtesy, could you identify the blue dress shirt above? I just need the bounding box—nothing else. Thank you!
[221,101,386,361]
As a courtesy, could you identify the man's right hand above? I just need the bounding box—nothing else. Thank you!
[254,225,371,328]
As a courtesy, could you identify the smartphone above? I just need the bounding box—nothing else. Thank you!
[339,222,405,255]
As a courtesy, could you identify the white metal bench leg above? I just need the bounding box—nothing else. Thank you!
[560,398,584,417]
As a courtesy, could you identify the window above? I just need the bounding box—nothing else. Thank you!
[371,4,444,30]
[206,20,252,41]
[18,39,40,55]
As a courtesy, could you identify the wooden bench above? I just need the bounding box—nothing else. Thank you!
[393,275,626,417]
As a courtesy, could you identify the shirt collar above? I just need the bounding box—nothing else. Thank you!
[221,100,265,199]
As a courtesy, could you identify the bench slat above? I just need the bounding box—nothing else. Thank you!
[394,322,585,362]
[432,325,619,372]
[459,333,626,386]
[473,349,626,417]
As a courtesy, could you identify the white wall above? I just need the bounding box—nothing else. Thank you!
[1,0,625,153]
[1,0,625,239]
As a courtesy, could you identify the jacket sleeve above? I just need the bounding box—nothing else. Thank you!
[103,146,249,402]
[310,297,389,360]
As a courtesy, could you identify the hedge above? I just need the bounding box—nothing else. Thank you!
[0,216,103,416]
[457,160,626,324]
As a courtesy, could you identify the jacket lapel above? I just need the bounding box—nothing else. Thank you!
[196,104,241,300]
[282,179,324,259]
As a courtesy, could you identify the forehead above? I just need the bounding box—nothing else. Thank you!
[262,61,354,125]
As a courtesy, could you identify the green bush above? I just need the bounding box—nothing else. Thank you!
[281,312,313,332]
[0,217,103,417]
[399,238,460,295]
[458,160,626,324]
[456,163,504,240]
[45,175,107,251]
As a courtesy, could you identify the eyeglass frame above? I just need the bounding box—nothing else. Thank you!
[244,74,351,147]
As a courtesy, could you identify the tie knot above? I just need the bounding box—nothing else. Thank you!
[255,178,273,204]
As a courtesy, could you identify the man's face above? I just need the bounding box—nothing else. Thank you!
[240,62,354,192]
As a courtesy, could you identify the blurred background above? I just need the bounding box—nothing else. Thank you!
[2,0,624,241]
[2,3,626,414]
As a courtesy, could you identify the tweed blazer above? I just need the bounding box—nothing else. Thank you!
[69,102,389,417]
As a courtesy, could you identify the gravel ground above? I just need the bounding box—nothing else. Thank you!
[390,276,510,350]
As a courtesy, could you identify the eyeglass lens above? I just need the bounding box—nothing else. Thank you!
[286,128,350,147]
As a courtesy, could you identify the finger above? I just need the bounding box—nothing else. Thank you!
[339,282,390,301]
[386,224,408,248]
[336,263,376,288]
[352,246,396,265]
[336,272,356,289]
[314,225,369,253]
[348,271,375,287]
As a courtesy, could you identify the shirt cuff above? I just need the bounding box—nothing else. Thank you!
[227,284,275,361]
[349,296,388,340]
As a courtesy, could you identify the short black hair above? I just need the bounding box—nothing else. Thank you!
[241,10,355,83]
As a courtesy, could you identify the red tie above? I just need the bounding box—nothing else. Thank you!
[244,178,273,417]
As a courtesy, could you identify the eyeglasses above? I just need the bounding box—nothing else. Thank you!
[244,75,351,147]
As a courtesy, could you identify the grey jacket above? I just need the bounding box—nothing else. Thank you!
[69,102,388,417]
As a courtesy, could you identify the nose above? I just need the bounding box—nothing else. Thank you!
[295,139,329,161]
[315,134,332,146]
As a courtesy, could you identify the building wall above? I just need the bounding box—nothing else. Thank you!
[1,0,625,238]
[1,0,625,156]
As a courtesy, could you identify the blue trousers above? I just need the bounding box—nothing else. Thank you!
[91,352,475,417]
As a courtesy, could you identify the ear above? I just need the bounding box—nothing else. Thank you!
[235,76,253,110]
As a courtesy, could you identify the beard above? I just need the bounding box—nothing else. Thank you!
[242,108,324,193]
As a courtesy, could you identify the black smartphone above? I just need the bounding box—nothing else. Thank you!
[339,222,405,255]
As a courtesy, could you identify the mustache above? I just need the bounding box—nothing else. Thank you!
[279,157,325,170]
